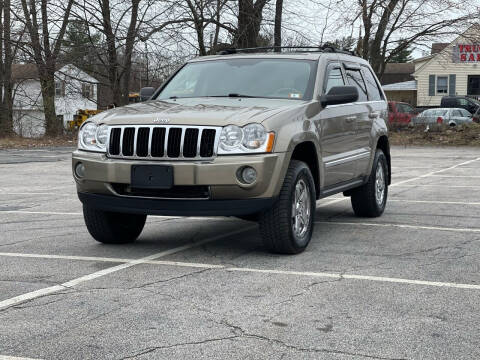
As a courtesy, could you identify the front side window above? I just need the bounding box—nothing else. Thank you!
[156,58,318,101]
[437,76,448,94]
[345,68,368,101]
[324,65,344,94]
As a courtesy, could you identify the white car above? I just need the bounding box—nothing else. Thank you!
[412,108,472,126]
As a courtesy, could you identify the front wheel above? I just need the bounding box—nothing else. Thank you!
[83,206,146,244]
[259,160,316,254]
[351,149,388,217]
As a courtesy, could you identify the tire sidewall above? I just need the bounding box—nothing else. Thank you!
[287,165,316,249]
[373,151,388,214]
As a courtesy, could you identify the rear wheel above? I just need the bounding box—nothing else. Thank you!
[259,160,316,254]
[83,206,146,244]
[351,149,388,217]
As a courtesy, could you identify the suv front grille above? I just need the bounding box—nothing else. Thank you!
[107,125,221,160]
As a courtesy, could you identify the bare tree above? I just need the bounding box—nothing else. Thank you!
[19,0,74,136]
[0,0,13,135]
[335,0,479,76]
[236,0,270,47]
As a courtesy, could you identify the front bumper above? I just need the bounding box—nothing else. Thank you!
[78,192,276,216]
[72,150,288,200]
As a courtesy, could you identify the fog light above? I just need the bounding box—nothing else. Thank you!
[240,166,257,184]
[75,162,85,178]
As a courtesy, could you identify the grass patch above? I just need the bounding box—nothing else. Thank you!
[0,134,77,149]
[389,123,480,146]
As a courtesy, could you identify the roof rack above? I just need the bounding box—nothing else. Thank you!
[217,45,358,57]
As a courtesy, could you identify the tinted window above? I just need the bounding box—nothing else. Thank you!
[460,109,472,117]
[345,68,368,101]
[362,67,383,101]
[458,98,469,106]
[157,59,317,101]
[324,66,344,94]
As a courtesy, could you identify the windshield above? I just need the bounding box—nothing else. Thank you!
[156,58,318,101]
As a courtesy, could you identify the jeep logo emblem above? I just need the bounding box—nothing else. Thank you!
[153,118,170,124]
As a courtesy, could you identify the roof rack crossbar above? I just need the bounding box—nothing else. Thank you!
[217,45,358,56]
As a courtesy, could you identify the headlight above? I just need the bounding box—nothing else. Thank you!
[78,122,108,152]
[218,124,275,154]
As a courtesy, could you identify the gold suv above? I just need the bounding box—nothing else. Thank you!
[73,47,391,254]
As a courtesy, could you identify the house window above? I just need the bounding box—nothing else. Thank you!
[55,81,65,97]
[437,76,448,94]
[82,83,94,99]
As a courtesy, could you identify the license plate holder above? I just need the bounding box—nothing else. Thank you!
[131,165,173,189]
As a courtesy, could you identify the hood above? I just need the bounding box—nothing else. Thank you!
[92,97,307,127]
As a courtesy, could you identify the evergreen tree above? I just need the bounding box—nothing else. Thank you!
[388,40,414,63]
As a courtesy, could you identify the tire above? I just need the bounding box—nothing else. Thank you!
[351,149,388,217]
[259,160,316,254]
[83,206,146,244]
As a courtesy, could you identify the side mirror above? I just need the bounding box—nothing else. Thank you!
[140,87,156,102]
[320,86,359,108]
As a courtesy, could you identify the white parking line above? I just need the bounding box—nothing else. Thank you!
[0,356,42,360]
[0,210,81,216]
[0,251,478,291]
[0,227,254,311]
[394,184,480,188]
[392,157,480,187]
[316,221,480,233]
[389,199,480,206]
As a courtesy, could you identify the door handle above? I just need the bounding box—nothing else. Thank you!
[345,116,356,123]
[369,112,380,119]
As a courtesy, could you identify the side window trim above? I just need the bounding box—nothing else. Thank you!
[322,62,345,94]
[361,65,385,101]
[343,63,368,102]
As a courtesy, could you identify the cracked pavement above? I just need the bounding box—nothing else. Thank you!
[0,146,479,359]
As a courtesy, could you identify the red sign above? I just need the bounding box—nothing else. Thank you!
[458,44,480,62]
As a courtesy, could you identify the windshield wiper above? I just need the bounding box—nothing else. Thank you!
[209,93,266,98]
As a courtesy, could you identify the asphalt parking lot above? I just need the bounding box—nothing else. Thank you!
[0,146,479,360]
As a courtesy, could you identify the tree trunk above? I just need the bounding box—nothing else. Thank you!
[40,74,60,136]
[0,0,13,136]
[274,0,283,52]
[236,0,268,48]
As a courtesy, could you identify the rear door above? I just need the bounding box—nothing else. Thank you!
[346,63,382,178]
[319,62,358,186]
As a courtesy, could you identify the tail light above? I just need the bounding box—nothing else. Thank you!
[436,117,443,124]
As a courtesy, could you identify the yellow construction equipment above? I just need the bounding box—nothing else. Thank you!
[67,109,103,130]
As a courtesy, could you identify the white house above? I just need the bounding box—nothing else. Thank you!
[12,64,98,137]
[413,24,480,107]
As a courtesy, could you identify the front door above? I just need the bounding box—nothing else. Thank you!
[318,62,358,186]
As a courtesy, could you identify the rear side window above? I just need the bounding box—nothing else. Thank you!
[324,65,345,94]
[362,67,383,101]
[452,109,462,117]
[345,68,368,101]
[398,103,414,113]
[460,109,471,117]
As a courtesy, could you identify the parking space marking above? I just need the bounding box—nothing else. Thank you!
[389,199,480,206]
[392,157,480,187]
[0,210,81,216]
[316,221,480,233]
[394,184,480,188]
[226,268,480,290]
[0,251,478,291]
[0,227,254,311]
[0,356,42,360]
[430,175,480,178]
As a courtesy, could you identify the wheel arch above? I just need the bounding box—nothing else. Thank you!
[290,141,321,199]
[376,135,391,185]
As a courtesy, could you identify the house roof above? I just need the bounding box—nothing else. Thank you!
[382,80,417,91]
[12,64,39,80]
[383,63,415,74]
[11,63,98,83]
